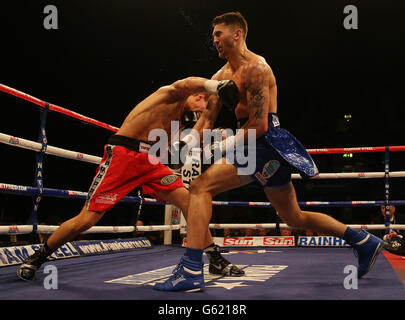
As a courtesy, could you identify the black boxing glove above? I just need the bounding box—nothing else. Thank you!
[204,80,240,112]
[167,132,200,169]
[181,111,199,128]
[217,80,240,112]
[167,140,188,170]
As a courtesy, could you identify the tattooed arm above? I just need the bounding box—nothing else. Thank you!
[211,63,272,156]
[239,62,271,139]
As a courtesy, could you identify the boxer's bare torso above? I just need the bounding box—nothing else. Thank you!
[117,86,186,143]
[212,51,277,121]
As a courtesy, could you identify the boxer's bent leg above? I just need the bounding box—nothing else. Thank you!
[187,160,248,276]
[187,160,241,250]
[157,187,214,249]
[265,182,383,278]
[156,187,190,215]
[47,205,105,250]
[17,205,105,281]
[154,161,243,291]
[264,182,346,237]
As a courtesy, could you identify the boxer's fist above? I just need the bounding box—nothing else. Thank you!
[181,111,199,129]
[168,140,188,170]
[201,128,226,163]
[217,80,240,112]
[202,141,220,165]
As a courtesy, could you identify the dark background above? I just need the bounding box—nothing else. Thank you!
[0,1,404,241]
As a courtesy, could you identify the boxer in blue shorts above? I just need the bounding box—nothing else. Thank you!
[230,112,318,191]
[154,12,383,292]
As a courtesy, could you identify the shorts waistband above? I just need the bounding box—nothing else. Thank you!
[107,134,151,153]
[237,113,280,129]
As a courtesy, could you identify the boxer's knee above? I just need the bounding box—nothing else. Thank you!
[280,209,308,229]
[189,178,209,195]
[74,206,104,232]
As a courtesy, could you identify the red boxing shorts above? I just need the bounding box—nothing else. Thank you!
[85,135,185,212]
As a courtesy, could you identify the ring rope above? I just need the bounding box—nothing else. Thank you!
[1,223,404,236]
[306,146,405,154]
[207,223,405,231]
[2,133,405,179]
[0,132,101,164]
[0,183,161,204]
[0,83,119,132]
[2,182,405,208]
[0,224,180,235]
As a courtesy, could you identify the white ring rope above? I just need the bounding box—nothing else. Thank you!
[2,131,405,179]
[208,223,405,230]
[0,132,101,164]
[0,224,180,235]
[1,223,404,235]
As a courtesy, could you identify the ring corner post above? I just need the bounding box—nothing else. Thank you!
[29,103,50,236]
[384,146,391,234]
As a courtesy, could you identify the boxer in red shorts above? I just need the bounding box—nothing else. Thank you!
[17,76,243,281]
[85,136,185,213]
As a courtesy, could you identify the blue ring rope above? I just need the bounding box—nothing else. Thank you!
[2,184,405,208]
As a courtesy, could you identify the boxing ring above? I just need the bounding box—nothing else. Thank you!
[1,83,405,302]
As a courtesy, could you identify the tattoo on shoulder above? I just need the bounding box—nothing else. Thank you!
[242,64,269,120]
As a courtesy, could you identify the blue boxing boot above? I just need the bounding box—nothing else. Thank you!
[154,248,204,292]
[343,227,383,278]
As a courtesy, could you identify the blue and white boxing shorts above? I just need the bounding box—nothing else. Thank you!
[228,113,319,189]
